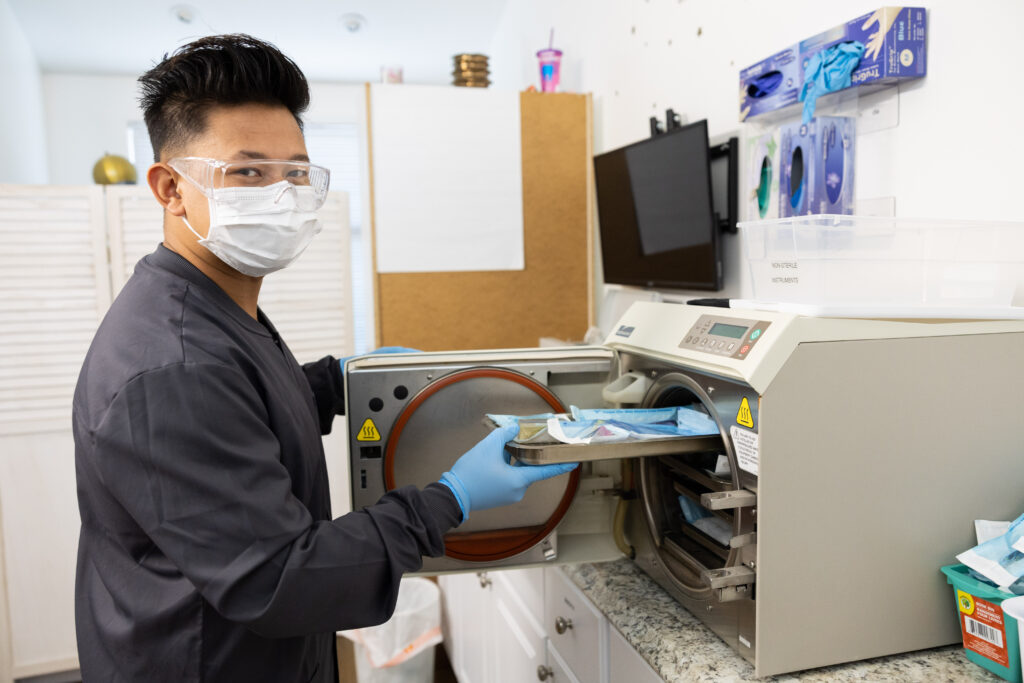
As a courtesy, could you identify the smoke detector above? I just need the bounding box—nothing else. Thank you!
[340,13,367,33]
[170,4,197,25]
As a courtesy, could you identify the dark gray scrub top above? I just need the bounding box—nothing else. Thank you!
[73,245,460,682]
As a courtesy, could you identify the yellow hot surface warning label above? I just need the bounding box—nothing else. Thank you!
[357,418,381,442]
[736,397,754,428]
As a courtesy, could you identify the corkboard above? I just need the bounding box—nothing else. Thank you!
[369,91,593,351]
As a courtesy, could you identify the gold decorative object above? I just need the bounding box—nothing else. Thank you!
[452,53,490,88]
[92,153,137,185]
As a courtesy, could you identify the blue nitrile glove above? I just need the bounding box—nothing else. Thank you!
[438,424,579,523]
[798,40,865,124]
[338,346,420,374]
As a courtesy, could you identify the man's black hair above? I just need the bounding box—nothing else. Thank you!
[138,34,310,162]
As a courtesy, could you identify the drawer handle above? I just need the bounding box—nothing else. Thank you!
[477,572,492,589]
[554,616,573,634]
[537,665,554,680]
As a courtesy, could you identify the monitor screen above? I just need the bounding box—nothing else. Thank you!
[593,119,721,290]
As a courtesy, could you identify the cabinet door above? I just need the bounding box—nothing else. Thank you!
[443,572,494,683]
[0,185,110,678]
[490,570,547,683]
[546,640,582,683]
[438,574,461,675]
[497,568,545,633]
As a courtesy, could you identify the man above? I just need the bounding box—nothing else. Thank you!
[73,34,575,682]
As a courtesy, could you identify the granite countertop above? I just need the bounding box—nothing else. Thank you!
[562,559,999,682]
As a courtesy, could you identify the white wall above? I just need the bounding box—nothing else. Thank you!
[307,82,367,122]
[42,74,142,185]
[489,0,1024,303]
[42,76,367,183]
[0,0,47,184]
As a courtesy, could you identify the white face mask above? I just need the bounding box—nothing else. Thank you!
[182,181,323,277]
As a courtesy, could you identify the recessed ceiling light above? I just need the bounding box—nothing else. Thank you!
[170,4,198,25]
[340,13,367,33]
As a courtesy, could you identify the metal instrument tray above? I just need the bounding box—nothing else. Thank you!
[508,434,724,465]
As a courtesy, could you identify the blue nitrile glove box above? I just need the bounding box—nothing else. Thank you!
[779,116,856,217]
[739,45,801,122]
[800,6,926,90]
[739,7,926,121]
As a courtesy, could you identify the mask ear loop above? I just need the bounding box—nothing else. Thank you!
[172,167,211,242]
[181,216,206,242]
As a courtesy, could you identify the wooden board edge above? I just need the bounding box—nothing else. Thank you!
[585,92,596,330]
[364,82,382,348]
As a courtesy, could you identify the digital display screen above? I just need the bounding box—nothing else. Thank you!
[593,120,721,290]
[709,322,747,339]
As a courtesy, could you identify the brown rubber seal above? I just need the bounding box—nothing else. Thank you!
[383,367,580,561]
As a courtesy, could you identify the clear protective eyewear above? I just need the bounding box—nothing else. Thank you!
[169,156,331,211]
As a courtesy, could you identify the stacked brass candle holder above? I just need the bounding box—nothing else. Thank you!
[452,53,490,87]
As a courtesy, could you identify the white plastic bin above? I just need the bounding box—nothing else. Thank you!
[738,215,1024,313]
[1003,596,1024,682]
[340,577,442,683]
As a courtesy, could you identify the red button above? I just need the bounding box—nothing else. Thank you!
[740,345,750,354]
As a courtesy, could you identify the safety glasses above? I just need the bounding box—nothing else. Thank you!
[169,157,331,211]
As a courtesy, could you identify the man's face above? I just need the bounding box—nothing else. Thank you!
[172,102,309,243]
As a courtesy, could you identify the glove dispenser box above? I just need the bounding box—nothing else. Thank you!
[745,129,781,221]
[779,116,855,217]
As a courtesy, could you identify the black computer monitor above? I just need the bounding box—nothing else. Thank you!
[593,119,722,291]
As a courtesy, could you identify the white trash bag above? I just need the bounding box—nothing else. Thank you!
[340,577,443,683]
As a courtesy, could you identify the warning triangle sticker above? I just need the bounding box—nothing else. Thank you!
[736,397,754,428]
[357,418,381,442]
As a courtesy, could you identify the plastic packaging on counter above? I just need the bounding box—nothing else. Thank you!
[957,512,1024,594]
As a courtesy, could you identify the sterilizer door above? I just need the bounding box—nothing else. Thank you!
[344,347,624,573]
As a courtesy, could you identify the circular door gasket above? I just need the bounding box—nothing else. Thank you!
[384,367,580,562]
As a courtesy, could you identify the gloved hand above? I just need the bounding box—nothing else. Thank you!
[338,346,420,374]
[439,424,579,523]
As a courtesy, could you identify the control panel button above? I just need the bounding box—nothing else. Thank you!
[740,345,750,354]
[750,329,762,341]
[728,343,735,351]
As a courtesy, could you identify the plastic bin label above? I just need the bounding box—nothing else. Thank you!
[730,426,759,475]
[958,593,1009,667]
[769,261,800,284]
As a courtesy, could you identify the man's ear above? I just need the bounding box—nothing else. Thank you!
[147,163,186,216]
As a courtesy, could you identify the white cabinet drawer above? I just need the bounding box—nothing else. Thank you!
[544,567,606,683]
[608,625,663,683]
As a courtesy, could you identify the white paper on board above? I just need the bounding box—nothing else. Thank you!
[370,84,524,273]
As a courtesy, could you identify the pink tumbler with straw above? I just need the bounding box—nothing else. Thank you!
[536,48,562,92]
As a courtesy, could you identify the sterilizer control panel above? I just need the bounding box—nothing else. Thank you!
[679,314,772,360]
